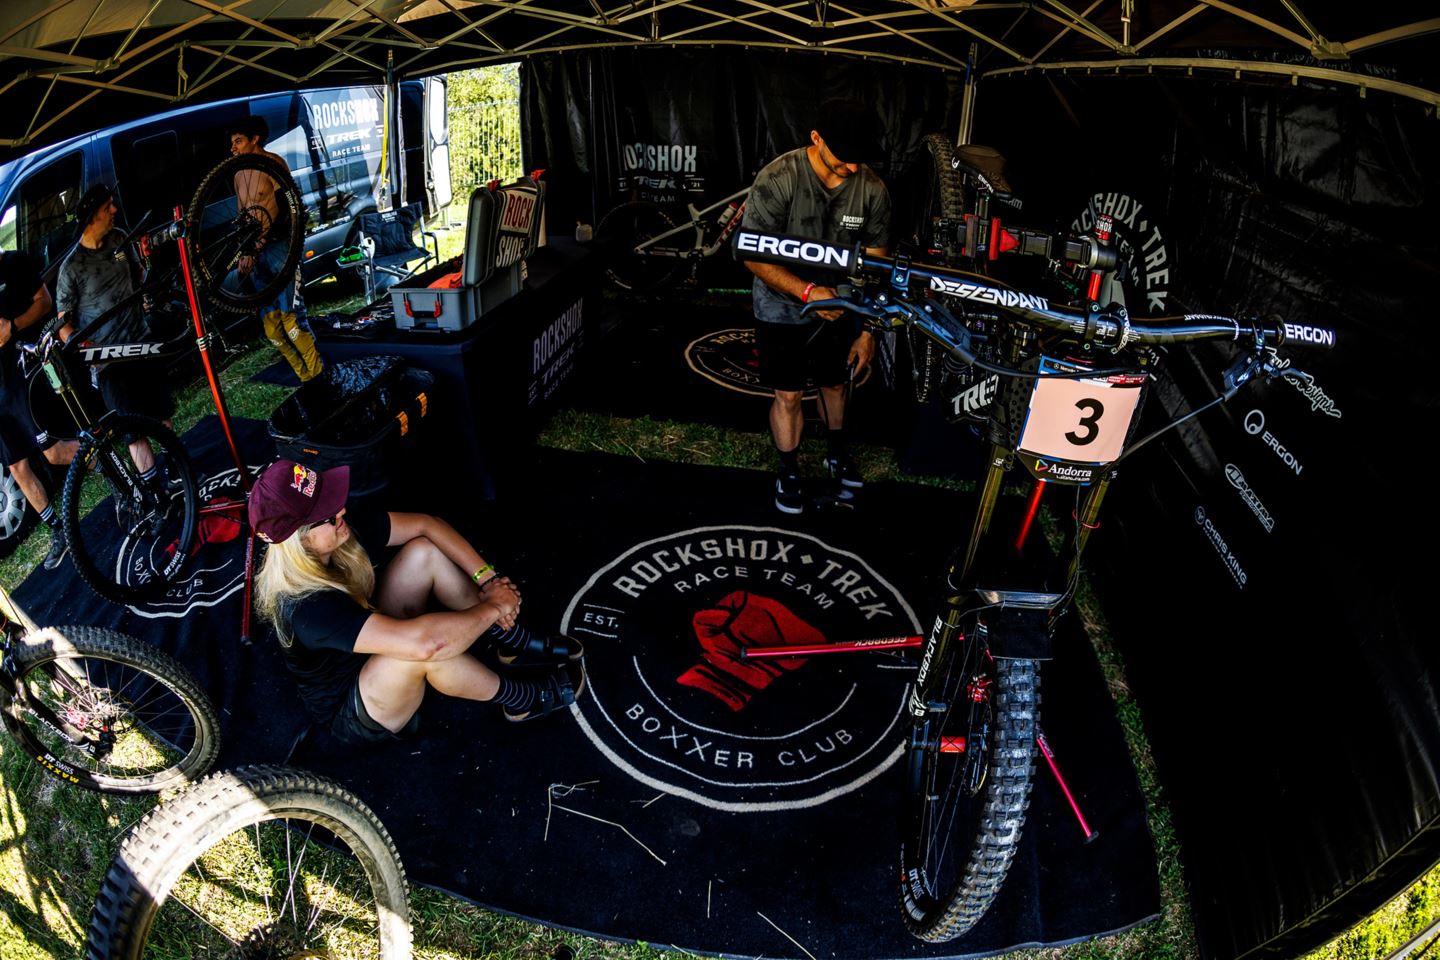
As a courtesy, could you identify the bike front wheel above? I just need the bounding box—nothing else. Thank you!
[86,765,413,960]
[187,152,305,315]
[62,413,199,606]
[596,200,683,291]
[0,625,219,793]
[899,634,1040,942]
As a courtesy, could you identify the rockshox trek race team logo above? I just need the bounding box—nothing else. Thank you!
[562,525,919,812]
[124,464,264,620]
[685,328,871,399]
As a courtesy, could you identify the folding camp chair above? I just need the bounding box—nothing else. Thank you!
[341,202,440,301]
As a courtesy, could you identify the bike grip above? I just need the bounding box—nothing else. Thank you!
[732,227,863,275]
[1278,321,1337,349]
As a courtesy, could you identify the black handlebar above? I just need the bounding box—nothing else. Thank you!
[733,228,1337,353]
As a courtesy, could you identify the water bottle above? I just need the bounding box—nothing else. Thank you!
[716,202,740,228]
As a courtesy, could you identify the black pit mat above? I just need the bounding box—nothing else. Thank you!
[15,436,1159,958]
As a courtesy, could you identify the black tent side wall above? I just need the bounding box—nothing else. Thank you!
[521,50,1440,960]
[971,74,1440,960]
[521,49,964,244]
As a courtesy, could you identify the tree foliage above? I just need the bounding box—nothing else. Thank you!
[446,63,520,107]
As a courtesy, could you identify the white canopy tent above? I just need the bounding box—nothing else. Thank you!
[0,2,1436,159]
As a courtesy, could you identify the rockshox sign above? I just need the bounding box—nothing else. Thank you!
[563,525,920,812]
[686,327,868,398]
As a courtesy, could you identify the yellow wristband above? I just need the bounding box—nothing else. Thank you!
[472,564,494,585]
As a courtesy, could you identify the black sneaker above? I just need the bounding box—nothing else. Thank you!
[775,473,805,515]
[825,453,865,490]
[42,530,68,570]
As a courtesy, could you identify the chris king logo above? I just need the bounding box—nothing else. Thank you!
[562,525,920,812]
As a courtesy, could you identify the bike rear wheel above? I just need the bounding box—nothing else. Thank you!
[62,413,199,606]
[187,153,305,315]
[596,200,683,291]
[899,628,1039,942]
[0,625,219,793]
[87,765,412,960]
[908,134,967,402]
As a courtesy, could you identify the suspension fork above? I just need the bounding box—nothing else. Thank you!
[956,443,1009,585]
[910,444,1010,720]
[1062,473,1112,589]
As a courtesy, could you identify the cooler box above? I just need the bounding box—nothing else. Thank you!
[268,356,435,497]
[391,175,546,333]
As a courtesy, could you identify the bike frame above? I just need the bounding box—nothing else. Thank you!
[29,205,256,638]
[634,187,750,259]
[0,585,109,765]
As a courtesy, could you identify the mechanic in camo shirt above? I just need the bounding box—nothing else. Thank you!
[54,183,176,488]
[741,97,891,515]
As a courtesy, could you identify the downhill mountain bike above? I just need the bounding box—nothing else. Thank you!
[596,186,749,291]
[734,223,1336,941]
[20,152,303,605]
[87,765,413,959]
[0,581,219,792]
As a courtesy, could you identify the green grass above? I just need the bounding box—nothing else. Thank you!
[1,273,1431,957]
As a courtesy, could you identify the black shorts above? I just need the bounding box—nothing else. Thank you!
[756,316,861,393]
[0,351,50,465]
[329,675,420,746]
[96,359,176,424]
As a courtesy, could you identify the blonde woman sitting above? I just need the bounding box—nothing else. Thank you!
[250,459,583,745]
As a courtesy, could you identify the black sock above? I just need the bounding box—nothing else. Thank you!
[139,464,158,483]
[39,504,56,528]
[777,446,800,475]
[827,429,847,458]
[492,675,539,713]
[487,622,535,654]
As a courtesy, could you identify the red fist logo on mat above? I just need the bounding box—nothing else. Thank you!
[677,591,822,711]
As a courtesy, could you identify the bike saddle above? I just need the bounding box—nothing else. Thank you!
[953,145,1014,198]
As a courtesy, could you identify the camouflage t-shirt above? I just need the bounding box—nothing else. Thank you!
[54,230,145,345]
[742,147,891,325]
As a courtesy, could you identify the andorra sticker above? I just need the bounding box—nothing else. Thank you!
[684,328,871,399]
[562,525,919,812]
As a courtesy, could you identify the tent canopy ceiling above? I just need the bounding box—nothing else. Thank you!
[0,1,1436,160]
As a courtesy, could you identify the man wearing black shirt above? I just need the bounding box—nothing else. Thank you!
[0,249,78,569]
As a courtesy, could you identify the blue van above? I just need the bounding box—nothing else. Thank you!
[0,78,450,556]
[0,78,450,285]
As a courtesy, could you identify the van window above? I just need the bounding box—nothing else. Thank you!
[1,151,83,267]
[124,132,180,225]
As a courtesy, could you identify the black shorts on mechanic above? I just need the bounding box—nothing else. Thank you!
[756,316,861,393]
[329,677,421,746]
[0,351,51,465]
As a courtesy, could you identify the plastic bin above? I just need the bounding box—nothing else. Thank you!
[268,356,435,497]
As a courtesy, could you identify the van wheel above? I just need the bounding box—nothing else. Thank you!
[0,460,38,560]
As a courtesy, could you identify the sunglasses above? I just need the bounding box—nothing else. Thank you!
[311,514,341,528]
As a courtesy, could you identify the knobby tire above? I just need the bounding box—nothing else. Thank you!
[187,153,305,315]
[86,765,413,960]
[61,414,199,606]
[900,654,1040,942]
[911,134,966,403]
[0,625,219,793]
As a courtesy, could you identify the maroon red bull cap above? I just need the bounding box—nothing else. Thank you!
[248,460,350,544]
